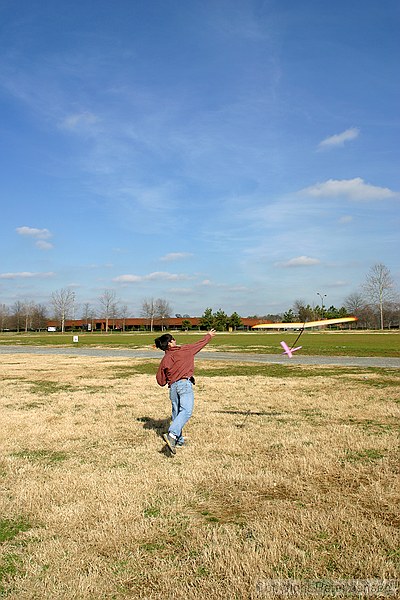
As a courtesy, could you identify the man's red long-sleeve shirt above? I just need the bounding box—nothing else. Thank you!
[156,333,212,387]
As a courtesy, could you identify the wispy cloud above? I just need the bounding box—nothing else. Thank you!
[35,240,53,250]
[339,215,353,224]
[300,178,398,201]
[160,252,193,262]
[277,256,321,268]
[16,226,54,249]
[113,271,191,283]
[0,272,55,279]
[16,226,52,239]
[318,127,359,149]
[60,111,99,131]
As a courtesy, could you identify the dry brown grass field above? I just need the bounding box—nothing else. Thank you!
[0,354,399,599]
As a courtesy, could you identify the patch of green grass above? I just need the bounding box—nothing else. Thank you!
[298,408,324,419]
[386,548,400,564]
[199,510,220,524]
[0,553,23,595]
[111,559,130,575]
[27,380,75,395]
[0,518,31,544]
[23,401,47,409]
[140,542,165,553]
[343,418,399,435]
[23,380,105,396]
[5,401,46,411]
[196,565,210,577]
[143,505,161,518]
[343,448,385,463]
[11,449,68,464]
[83,385,109,394]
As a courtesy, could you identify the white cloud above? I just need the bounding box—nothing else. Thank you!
[278,256,321,268]
[339,215,353,224]
[16,226,54,250]
[35,240,54,250]
[113,271,190,283]
[318,127,360,149]
[160,252,193,262]
[300,178,398,201]
[0,272,55,279]
[16,226,52,239]
[113,274,142,283]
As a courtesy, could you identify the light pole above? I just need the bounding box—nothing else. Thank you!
[317,292,327,314]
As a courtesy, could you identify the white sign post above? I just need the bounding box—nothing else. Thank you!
[73,335,79,344]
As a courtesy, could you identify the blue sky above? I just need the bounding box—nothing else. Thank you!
[1,0,399,317]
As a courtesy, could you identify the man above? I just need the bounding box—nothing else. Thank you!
[155,329,216,454]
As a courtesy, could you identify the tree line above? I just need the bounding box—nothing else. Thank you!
[200,264,399,330]
[0,263,398,332]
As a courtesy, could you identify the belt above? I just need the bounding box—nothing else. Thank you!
[172,376,195,385]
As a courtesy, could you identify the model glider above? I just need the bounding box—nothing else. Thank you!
[280,341,302,357]
[252,316,358,358]
[252,317,357,330]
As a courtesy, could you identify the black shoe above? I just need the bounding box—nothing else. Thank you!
[163,433,176,454]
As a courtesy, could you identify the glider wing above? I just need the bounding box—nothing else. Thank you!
[253,317,357,330]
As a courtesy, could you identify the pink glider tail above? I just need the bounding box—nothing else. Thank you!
[280,341,302,358]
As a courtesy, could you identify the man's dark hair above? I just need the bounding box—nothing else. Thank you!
[154,333,174,351]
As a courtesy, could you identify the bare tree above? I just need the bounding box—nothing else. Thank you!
[82,302,91,324]
[99,289,118,333]
[51,288,75,333]
[120,304,129,331]
[0,304,10,331]
[11,301,25,332]
[292,299,315,323]
[155,298,172,331]
[140,298,157,331]
[363,263,397,329]
[344,291,366,316]
[82,302,96,331]
[31,304,48,331]
[385,300,400,329]
[22,300,35,332]
[110,302,120,330]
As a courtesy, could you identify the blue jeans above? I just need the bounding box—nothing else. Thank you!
[169,379,194,441]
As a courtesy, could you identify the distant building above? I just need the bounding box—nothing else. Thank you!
[45,316,268,332]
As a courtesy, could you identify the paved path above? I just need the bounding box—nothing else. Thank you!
[0,345,399,368]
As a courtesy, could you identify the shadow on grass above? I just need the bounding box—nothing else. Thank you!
[159,444,174,458]
[138,417,183,458]
[137,416,170,436]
